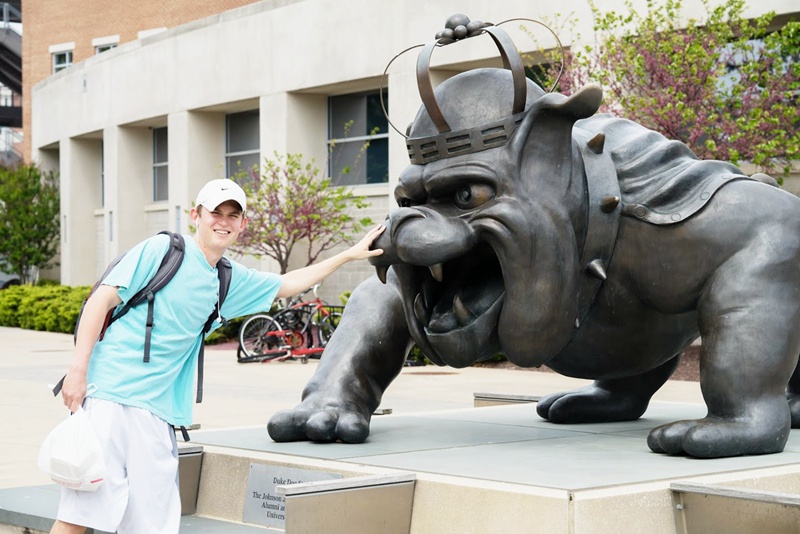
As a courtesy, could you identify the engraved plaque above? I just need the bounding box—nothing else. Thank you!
[243,463,342,529]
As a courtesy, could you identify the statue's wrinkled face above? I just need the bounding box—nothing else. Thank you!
[387,156,512,367]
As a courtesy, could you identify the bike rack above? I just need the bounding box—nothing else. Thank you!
[236,329,325,364]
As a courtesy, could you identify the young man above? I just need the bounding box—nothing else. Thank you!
[51,178,384,534]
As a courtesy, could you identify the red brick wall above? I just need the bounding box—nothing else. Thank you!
[21,0,263,161]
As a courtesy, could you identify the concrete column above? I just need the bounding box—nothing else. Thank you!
[260,93,289,158]
[255,93,327,275]
[261,92,327,162]
[168,110,225,233]
[286,93,327,168]
[59,137,102,286]
[113,125,151,253]
[168,112,190,234]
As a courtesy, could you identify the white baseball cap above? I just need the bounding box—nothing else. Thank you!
[195,179,247,212]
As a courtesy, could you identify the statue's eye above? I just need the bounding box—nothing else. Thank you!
[398,197,412,208]
[454,184,494,209]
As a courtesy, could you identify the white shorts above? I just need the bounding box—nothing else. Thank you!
[56,397,181,534]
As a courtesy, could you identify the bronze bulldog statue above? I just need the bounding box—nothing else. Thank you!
[268,17,800,459]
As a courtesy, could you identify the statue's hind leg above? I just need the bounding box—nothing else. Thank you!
[537,355,680,423]
[648,263,800,458]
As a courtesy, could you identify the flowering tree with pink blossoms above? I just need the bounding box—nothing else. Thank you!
[230,153,373,274]
[534,0,799,177]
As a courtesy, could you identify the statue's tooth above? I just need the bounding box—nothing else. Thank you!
[453,294,475,326]
[375,265,388,284]
[429,263,443,282]
[414,293,431,325]
[422,282,433,309]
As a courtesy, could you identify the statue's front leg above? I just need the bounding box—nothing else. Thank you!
[268,272,411,443]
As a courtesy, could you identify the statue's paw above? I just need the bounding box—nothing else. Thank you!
[267,408,370,444]
[647,416,789,458]
[536,386,647,423]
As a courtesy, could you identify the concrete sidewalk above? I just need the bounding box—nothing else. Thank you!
[0,326,703,490]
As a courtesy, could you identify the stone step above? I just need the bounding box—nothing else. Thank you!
[0,485,269,534]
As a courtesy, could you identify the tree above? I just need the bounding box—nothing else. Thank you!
[532,0,800,177]
[0,165,61,284]
[230,153,373,274]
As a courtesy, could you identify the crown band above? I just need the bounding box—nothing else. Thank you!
[407,111,526,165]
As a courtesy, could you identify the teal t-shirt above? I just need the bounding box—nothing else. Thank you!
[86,233,281,426]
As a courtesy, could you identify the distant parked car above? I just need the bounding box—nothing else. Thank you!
[0,269,19,289]
[0,256,20,288]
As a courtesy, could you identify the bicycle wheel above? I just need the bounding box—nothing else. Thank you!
[316,312,342,347]
[239,314,283,358]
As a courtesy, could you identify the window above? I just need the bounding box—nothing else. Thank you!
[152,127,168,202]
[328,90,389,186]
[95,43,116,54]
[92,35,119,55]
[225,110,260,179]
[52,51,72,73]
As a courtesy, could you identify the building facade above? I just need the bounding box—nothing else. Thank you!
[21,0,263,163]
[28,0,799,301]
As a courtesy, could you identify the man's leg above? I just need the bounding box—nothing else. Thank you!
[50,519,86,534]
[117,407,181,534]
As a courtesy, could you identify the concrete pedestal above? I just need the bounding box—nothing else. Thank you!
[189,401,800,533]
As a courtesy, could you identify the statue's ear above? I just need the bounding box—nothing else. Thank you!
[508,84,603,180]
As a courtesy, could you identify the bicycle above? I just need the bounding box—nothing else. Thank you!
[237,284,343,363]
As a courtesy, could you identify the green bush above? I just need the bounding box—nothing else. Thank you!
[0,285,26,327]
[0,284,89,333]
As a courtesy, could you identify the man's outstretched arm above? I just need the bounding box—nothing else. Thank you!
[276,224,385,299]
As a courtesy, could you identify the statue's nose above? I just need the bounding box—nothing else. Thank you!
[369,208,431,283]
[369,214,400,268]
[369,208,428,266]
[369,219,392,257]
[368,215,397,284]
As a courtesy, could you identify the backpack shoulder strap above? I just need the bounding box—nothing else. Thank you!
[109,231,185,326]
[195,256,233,404]
[112,231,185,362]
[217,257,233,311]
